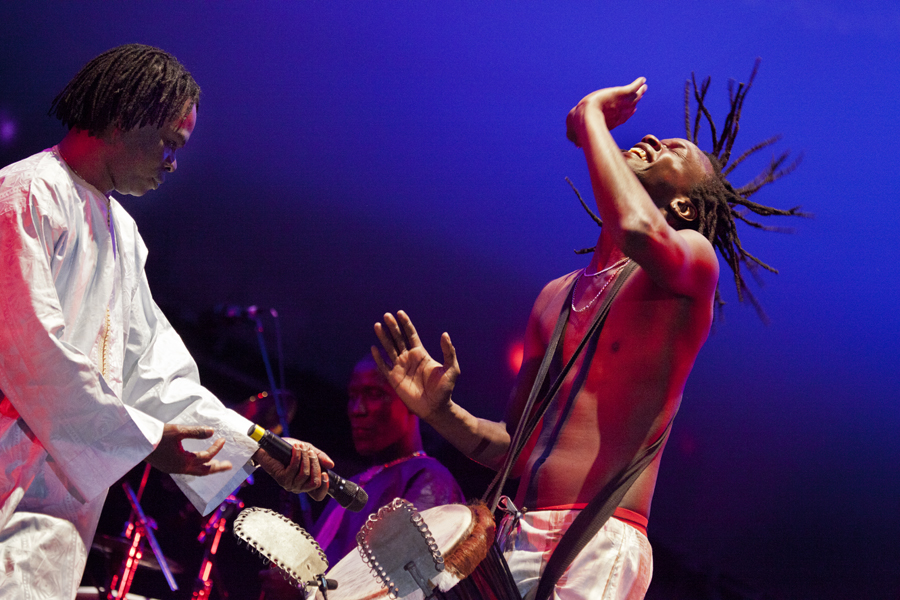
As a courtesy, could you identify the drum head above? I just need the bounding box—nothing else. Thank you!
[325,504,474,600]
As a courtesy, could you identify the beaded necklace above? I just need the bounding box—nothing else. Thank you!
[357,451,427,487]
[571,259,632,313]
[582,256,630,277]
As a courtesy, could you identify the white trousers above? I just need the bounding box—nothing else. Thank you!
[0,511,86,600]
[497,510,652,600]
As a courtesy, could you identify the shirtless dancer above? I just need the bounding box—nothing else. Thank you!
[374,71,801,600]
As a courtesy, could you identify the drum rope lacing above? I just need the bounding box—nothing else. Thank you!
[356,498,443,599]
[232,507,328,588]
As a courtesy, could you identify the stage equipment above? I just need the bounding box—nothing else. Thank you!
[103,477,180,599]
[233,507,332,597]
[237,499,520,600]
[190,493,245,599]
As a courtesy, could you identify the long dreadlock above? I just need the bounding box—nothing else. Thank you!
[685,58,807,319]
[573,59,807,321]
[49,44,200,136]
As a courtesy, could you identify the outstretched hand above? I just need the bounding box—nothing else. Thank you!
[372,311,459,422]
[566,77,647,146]
[145,424,233,476]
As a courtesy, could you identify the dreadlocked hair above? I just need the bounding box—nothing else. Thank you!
[685,58,807,320]
[571,60,808,319]
[49,43,200,136]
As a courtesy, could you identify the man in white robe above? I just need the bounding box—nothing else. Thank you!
[0,44,331,599]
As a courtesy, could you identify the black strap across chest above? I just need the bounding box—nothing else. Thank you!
[482,260,639,511]
[480,260,674,600]
[532,420,672,600]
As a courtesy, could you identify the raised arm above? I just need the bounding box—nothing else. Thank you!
[566,79,718,298]
[372,311,511,470]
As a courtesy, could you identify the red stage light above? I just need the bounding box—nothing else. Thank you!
[507,339,524,375]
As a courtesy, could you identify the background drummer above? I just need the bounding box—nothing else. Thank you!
[260,353,464,598]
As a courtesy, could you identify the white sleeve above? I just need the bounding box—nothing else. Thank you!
[121,252,257,515]
[0,177,156,503]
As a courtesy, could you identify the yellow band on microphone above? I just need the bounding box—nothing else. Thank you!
[247,423,265,442]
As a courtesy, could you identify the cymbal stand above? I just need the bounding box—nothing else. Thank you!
[191,493,245,600]
[108,480,179,599]
[248,306,313,528]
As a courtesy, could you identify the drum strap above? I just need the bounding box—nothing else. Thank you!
[482,260,639,512]
[478,258,673,600]
[532,420,672,600]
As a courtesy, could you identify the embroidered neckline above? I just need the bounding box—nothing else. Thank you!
[357,451,427,487]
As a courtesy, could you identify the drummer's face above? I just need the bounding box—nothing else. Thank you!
[347,363,416,456]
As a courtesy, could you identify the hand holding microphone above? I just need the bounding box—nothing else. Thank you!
[248,424,368,512]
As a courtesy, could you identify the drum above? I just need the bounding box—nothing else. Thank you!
[437,542,519,600]
[324,502,520,600]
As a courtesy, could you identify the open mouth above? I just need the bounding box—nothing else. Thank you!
[626,143,655,162]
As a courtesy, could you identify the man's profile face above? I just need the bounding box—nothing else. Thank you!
[623,134,713,206]
[106,102,197,197]
[347,360,416,457]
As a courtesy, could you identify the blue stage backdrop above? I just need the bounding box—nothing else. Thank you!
[2,2,898,598]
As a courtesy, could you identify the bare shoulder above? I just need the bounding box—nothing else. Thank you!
[681,227,719,270]
[532,269,580,314]
[679,228,716,255]
[544,269,582,295]
[519,269,581,350]
[668,228,719,299]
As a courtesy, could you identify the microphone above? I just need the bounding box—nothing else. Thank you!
[247,424,368,512]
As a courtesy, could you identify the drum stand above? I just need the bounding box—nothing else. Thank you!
[107,478,180,599]
[191,493,245,599]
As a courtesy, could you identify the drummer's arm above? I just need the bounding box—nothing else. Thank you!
[423,303,549,473]
[446,276,568,475]
[373,311,511,470]
[426,402,511,470]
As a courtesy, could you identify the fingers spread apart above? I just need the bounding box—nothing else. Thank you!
[384,312,407,354]
[374,311,419,361]
[374,321,398,363]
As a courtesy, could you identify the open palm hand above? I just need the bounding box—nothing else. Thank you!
[372,311,459,421]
